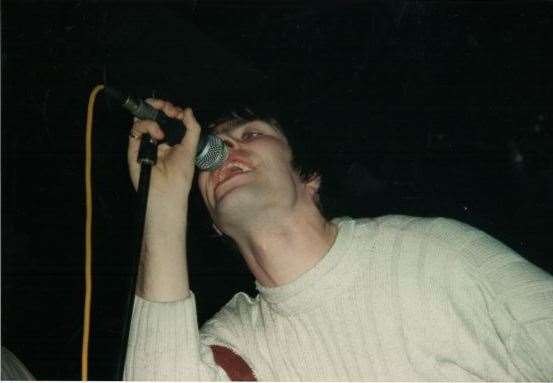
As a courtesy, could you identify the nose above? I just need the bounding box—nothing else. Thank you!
[219,134,239,150]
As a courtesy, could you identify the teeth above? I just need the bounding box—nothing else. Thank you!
[214,160,252,188]
[228,162,250,172]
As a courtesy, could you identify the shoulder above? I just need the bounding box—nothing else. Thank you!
[364,214,477,238]
[344,214,536,273]
[363,216,553,318]
[343,214,482,251]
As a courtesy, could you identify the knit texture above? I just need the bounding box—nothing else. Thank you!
[1,347,35,380]
[124,216,553,381]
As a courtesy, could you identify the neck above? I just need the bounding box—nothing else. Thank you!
[224,206,338,287]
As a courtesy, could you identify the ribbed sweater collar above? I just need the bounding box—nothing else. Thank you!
[255,217,357,315]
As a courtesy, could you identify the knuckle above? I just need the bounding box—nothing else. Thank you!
[133,120,150,131]
[145,98,169,110]
[183,108,200,127]
[144,98,159,106]
[189,124,201,134]
[164,106,180,118]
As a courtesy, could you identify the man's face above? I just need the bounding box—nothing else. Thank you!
[197,120,310,230]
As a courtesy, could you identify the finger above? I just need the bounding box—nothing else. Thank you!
[127,134,141,186]
[157,142,172,157]
[131,119,165,141]
[137,99,186,143]
[127,120,163,185]
[180,108,202,151]
[160,108,200,174]
[145,98,185,120]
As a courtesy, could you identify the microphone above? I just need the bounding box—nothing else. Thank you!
[105,86,228,171]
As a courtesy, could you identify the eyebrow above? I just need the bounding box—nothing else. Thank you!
[215,121,247,135]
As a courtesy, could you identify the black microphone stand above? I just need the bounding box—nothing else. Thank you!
[116,134,157,380]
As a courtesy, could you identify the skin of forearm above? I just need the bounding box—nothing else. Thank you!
[136,200,191,302]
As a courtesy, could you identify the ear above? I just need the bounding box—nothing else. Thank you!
[304,173,321,203]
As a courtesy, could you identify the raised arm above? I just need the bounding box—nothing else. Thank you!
[126,99,199,302]
[123,99,233,381]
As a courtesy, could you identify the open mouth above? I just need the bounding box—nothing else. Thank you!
[213,160,254,193]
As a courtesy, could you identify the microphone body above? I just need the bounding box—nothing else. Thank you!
[106,87,227,171]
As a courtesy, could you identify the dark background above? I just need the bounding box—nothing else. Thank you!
[2,0,552,380]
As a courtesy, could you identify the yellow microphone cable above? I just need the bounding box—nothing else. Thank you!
[82,84,160,381]
[82,84,197,380]
[82,84,104,381]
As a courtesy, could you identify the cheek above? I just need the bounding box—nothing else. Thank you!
[257,138,293,164]
[273,146,295,173]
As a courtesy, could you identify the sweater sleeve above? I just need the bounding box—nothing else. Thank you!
[487,258,553,380]
[453,220,553,381]
[123,293,231,381]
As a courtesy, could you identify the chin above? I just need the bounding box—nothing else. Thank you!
[215,186,274,220]
[217,186,257,208]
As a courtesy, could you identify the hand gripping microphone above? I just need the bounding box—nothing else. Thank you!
[105,86,228,171]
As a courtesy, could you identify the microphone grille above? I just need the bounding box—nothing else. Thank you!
[195,135,229,171]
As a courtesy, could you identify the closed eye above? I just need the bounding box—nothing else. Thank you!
[241,131,263,141]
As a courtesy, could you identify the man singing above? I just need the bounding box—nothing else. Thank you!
[123,99,553,381]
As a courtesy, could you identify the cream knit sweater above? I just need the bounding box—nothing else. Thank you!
[124,216,553,381]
